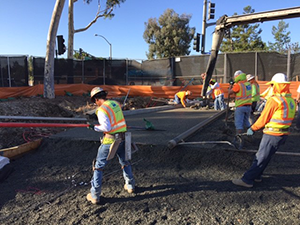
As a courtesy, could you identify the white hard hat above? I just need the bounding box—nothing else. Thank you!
[246,74,255,81]
[234,70,244,77]
[90,87,107,103]
[91,87,104,98]
[266,73,290,85]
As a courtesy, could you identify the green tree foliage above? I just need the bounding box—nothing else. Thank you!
[268,20,300,54]
[143,9,195,59]
[220,6,266,53]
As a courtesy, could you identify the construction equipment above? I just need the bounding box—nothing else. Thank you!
[201,6,300,97]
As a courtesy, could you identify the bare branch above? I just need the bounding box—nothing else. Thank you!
[74,7,113,33]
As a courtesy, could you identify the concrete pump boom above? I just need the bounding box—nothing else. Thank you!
[201,6,300,97]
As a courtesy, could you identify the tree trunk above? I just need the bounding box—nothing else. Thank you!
[44,0,66,99]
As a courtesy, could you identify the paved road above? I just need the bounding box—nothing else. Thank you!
[52,106,221,146]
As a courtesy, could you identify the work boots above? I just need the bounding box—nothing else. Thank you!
[124,184,135,194]
[86,193,100,204]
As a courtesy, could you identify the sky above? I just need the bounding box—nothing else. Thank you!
[0,0,300,60]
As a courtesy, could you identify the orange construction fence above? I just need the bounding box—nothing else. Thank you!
[0,82,299,100]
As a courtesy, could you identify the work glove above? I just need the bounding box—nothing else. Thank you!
[247,127,254,136]
[87,123,95,130]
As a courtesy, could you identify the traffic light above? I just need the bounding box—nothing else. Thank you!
[208,2,215,20]
[193,33,200,52]
[57,35,66,55]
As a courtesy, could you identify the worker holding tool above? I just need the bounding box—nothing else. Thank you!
[206,78,226,110]
[232,73,296,188]
[86,87,135,204]
[174,90,192,108]
[246,74,260,123]
[228,70,252,134]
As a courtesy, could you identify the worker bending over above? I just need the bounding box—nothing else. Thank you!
[228,70,252,134]
[232,73,296,188]
[86,87,135,204]
[206,79,226,110]
[174,90,192,108]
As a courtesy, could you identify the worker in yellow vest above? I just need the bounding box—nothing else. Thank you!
[86,87,135,204]
[228,70,252,134]
[232,73,296,188]
[246,74,260,123]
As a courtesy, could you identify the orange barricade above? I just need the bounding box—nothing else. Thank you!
[0,82,299,99]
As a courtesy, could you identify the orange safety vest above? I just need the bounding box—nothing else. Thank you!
[235,81,252,107]
[213,83,224,97]
[264,94,296,135]
[97,100,127,135]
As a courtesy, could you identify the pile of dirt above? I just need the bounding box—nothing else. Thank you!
[1,96,300,224]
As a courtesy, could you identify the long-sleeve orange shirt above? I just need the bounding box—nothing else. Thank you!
[176,91,188,107]
[251,97,278,132]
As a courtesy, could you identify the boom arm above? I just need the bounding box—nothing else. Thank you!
[201,6,300,96]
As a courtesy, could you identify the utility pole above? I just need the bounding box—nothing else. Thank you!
[201,0,207,54]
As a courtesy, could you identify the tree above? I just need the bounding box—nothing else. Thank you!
[44,0,125,99]
[268,20,300,54]
[68,0,125,59]
[44,0,65,99]
[143,9,195,59]
[220,6,266,53]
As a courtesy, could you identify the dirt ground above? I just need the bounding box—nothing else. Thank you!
[1,96,300,224]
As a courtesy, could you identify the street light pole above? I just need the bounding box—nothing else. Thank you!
[94,34,112,60]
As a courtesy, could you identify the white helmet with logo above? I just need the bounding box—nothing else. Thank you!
[267,73,290,85]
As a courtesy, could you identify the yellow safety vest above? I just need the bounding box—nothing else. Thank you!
[264,94,296,135]
[252,82,260,102]
[235,81,252,107]
[96,100,127,144]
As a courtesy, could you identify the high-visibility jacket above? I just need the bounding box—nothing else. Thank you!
[251,82,260,102]
[96,100,127,143]
[209,82,224,97]
[232,81,252,107]
[252,93,296,136]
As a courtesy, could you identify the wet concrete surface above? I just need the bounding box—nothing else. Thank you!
[51,106,221,146]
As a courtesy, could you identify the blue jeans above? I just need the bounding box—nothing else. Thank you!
[242,134,288,185]
[214,95,226,110]
[174,94,180,104]
[234,105,251,131]
[90,141,135,199]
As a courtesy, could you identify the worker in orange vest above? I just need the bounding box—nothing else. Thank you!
[228,70,252,134]
[206,79,226,110]
[86,87,135,204]
[174,90,192,108]
[232,73,296,188]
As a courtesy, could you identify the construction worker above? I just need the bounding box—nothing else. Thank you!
[174,90,192,108]
[228,70,252,134]
[206,78,226,110]
[232,73,296,188]
[246,74,260,124]
[86,87,135,204]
